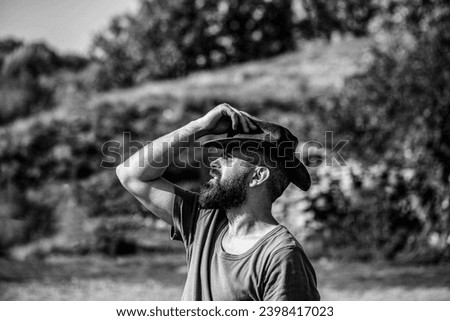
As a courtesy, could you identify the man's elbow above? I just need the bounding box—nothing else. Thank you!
[116,164,152,191]
[116,162,161,191]
[116,163,131,187]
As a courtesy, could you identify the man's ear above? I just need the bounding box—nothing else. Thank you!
[249,167,270,187]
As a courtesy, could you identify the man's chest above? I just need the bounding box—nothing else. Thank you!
[221,234,262,255]
[208,251,264,301]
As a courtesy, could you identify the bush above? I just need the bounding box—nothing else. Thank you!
[0,184,54,253]
[0,77,53,125]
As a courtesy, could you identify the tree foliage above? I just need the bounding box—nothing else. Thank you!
[315,0,450,261]
[0,37,23,69]
[90,0,296,89]
[298,0,379,39]
[0,41,88,125]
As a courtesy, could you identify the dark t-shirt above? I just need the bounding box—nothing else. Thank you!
[170,185,320,301]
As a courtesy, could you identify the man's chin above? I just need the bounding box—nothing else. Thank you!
[199,193,218,209]
[200,181,215,194]
[201,179,217,189]
[198,175,247,210]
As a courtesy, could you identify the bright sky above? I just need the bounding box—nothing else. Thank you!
[0,0,139,54]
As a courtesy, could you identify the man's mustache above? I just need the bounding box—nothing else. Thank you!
[209,169,221,179]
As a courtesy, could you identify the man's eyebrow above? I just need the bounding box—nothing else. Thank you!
[225,152,235,160]
[223,146,234,157]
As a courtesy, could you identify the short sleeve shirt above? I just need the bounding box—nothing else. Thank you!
[170,185,320,301]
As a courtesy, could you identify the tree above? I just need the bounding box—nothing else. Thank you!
[298,0,378,39]
[1,42,60,79]
[0,37,23,69]
[321,0,450,261]
[0,43,59,124]
[90,0,296,89]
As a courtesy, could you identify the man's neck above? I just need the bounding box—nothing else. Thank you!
[225,202,278,238]
[221,202,279,255]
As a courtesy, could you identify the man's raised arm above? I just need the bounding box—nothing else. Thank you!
[115,104,256,225]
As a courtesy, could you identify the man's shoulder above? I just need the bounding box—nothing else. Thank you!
[264,225,304,253]
[252,225,310,268]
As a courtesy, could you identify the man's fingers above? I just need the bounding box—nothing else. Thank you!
[225,105,246,132]
[244,114,258,130]
[240,111,258,129]
[236,110,257,131]
[220,104,258,132]
[225,108,239,130]
[228,106,251,132]
[236,112,250,132]
[231,113,239,130]
[241,113,252,132]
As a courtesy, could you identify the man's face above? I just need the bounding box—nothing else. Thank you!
[199,151,254,210]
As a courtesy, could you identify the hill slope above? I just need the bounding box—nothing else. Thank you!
[96,37,371,108]
[2,37,371,137]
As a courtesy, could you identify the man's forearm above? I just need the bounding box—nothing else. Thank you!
[116,103,253,184]
[116,119,206,183]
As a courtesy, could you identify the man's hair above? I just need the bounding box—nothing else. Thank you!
[236,147,290,202]
[264,157,290,202]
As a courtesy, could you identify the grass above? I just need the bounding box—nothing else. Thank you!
[95,37,371,107]
[2,253,449,301]
[0,253,186,301]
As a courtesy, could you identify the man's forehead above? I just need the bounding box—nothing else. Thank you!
[224,146,246,158]
[223,145,254,159]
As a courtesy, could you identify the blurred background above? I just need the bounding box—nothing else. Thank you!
[1,0,449,300]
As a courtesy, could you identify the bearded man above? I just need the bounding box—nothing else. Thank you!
[116,104,320,301]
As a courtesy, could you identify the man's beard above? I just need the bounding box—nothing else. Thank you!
[199,171,248,210]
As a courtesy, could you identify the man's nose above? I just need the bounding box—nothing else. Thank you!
[210,157,222,169]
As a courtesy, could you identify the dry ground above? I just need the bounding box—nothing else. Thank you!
[1,252,449,301]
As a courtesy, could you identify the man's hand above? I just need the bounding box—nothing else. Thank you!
[197,103,258,136]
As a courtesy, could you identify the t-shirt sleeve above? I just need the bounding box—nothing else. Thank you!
[170,184,200,247]
[263,247,320,301]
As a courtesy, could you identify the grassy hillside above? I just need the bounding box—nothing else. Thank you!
[97,37,371,106]
[3,37,371,135]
